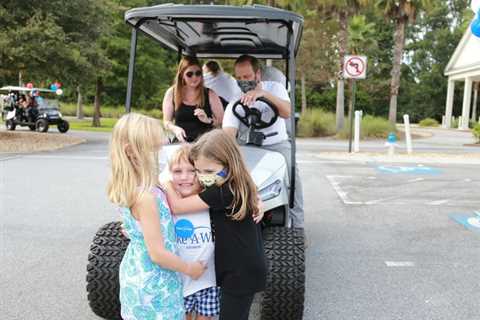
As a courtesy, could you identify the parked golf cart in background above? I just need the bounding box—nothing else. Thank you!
[86,4,305,320]
[1,85,69,133]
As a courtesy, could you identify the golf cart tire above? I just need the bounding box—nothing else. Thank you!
[6,120,16,131]
[86,221,129,320]
[57,120,69,133]
[36,119,49,132]
[262,227,305,320]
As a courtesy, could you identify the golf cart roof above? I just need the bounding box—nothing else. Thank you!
[124,3,303,59]
[0,86,55,93]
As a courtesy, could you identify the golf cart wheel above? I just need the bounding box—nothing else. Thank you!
[86,221,129,320]
[57,120,69,133]
[29,125,36,131]
[35,119,49,132]
[6,119,16,131]
[262,227,305,320]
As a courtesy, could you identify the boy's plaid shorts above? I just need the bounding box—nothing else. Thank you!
[184,286,221,317]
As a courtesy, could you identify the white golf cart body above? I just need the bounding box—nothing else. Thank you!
[86,4,305,320]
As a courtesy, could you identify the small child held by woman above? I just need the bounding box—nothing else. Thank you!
[107,113,205,320]
[165,129,267,320]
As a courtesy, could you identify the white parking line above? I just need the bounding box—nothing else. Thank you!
[24,155,107,160]
[385,261,415,267]
[326,175,362,205]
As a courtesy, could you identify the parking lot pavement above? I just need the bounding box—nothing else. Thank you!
[2,131,480,319]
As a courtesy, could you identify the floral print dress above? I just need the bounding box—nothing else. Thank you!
[119,187,184,320]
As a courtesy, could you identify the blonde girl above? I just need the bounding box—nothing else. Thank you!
[164,129,267,320]
[107,113,205,320]
[163,56,224,142]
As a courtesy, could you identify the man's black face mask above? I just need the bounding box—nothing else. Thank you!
[237,80,258,93]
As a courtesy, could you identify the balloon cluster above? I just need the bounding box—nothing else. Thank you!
[50,82,63,95]
[472,9,480,37]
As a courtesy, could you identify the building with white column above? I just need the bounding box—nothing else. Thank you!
[444,28,480,129]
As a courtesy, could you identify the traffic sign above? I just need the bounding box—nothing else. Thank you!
[344,55,367,79]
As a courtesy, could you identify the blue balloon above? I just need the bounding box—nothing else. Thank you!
[50,84,58,91]
[472,10,480,38]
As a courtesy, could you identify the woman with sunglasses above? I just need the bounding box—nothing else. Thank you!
[163,56,224,142]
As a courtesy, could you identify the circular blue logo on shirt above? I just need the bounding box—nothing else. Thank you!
[175,219,194,238]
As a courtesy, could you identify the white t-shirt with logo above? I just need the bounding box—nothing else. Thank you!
[174,211,216,297]
[222,81,290,145]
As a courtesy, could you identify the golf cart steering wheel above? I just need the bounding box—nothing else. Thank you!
[232,97,279,129]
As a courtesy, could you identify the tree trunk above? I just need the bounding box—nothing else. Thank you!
[92,77,102,127]
[76,85,84,120]
[301,71,307,114]
[18,71,22,86]
[388,16,407,125]
[336,11,348,132]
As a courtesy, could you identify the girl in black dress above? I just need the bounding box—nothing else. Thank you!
[164,129,266,320]
[163,56,224,142]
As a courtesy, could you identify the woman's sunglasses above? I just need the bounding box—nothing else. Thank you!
[185,70,202,78]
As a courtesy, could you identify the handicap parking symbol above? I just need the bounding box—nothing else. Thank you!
[377,165,441,174]
[449,212,480,233]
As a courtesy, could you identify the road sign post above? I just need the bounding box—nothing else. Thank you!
[344,55,367,153]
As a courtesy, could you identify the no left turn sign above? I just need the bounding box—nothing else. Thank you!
[344,55,367,79]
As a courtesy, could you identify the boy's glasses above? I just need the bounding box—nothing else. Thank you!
[185,70,202,78]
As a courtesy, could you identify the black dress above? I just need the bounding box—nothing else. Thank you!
[174,88,214,142]
[198,183,267,296]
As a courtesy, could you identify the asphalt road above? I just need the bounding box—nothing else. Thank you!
[2,131,480,319]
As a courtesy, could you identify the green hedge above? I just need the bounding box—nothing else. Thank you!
[336,114,395,139]
[419,118,439,127]
[60,103,162,119]
[297,109,336,137]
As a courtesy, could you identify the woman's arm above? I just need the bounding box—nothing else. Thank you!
[133,192,205,279]
[164,182,209,214]
[162,87,186,142]
[208,90,224,127]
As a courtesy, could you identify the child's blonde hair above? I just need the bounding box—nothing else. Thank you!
[190,129,259,221]
[107,113,164,208]
[168,144,194,169]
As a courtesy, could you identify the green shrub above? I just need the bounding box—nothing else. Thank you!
[473,123,480,143]
[419,118,439,127]
[451,117,459,128]
[337,114,395,139]
[60,103,162,119]
[297,109,336,137]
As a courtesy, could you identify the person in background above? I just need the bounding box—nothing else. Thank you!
[163,56,224,142]
[222,54,304,229]
[202,60,242,109]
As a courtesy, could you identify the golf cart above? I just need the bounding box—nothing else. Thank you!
[1,86,69,133]
[86,4,305,320]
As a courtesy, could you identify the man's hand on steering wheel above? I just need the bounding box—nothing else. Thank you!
[240,87,264,107]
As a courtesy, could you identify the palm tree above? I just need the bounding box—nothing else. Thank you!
[315,0,367,132]
[375,0,431,124]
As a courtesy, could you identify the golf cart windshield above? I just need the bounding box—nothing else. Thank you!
[36,97,59,110]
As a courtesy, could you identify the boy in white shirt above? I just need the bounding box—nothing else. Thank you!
[168,145,219,320]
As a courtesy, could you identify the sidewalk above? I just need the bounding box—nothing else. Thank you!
[297,125,480,164]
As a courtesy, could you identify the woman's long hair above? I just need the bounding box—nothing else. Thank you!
[190,129,259,221]
[173,56,205,111]
[107,113,164,208]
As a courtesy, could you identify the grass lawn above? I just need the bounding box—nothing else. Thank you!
[69,118,117,132]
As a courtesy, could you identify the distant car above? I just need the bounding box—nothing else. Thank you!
[1,86,69,133]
